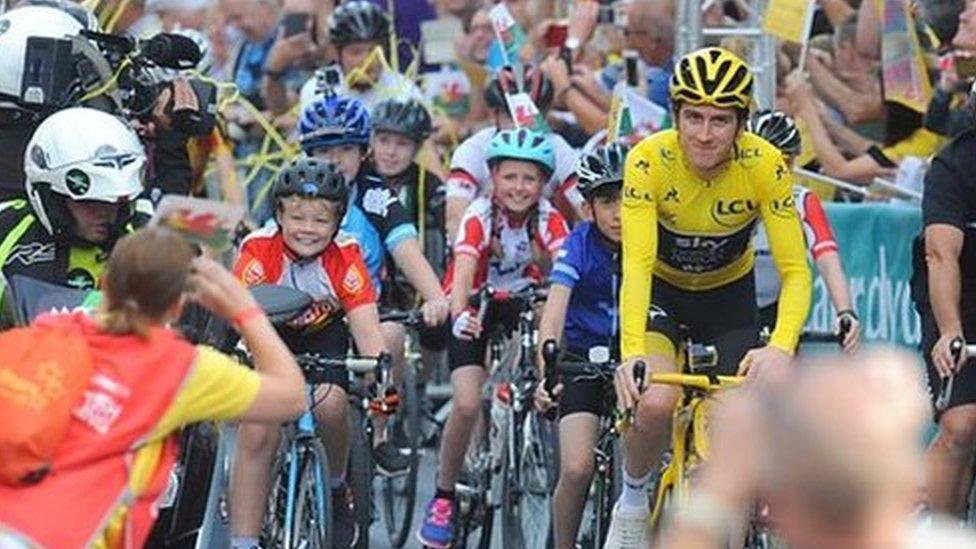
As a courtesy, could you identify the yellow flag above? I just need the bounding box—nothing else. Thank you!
[763,0,814,43]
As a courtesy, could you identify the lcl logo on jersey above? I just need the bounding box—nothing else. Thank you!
[768,195,797,219]
[733,146,762,169]
[624,186,654,203]
[710,199,756,227]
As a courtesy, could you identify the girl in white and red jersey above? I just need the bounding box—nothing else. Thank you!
[417,128,569,548]
[748,110,861,352]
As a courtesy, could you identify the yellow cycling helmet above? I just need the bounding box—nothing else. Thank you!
[669,47,753,111]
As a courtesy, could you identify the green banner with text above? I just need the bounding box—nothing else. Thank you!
[805,203,921,347]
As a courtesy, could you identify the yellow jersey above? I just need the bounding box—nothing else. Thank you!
[620,129,812,359]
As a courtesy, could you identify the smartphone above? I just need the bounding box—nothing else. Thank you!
[544,22,569,49]
[955,52,976,79]
[597,0,615,24]
[559,46,573,73]
[624,49,640,87]
[280,12,310,38]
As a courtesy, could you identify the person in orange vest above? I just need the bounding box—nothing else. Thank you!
[0,227,307,548]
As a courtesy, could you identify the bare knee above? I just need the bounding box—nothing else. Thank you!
[939,408,976,458]
[635,386,680,426]
[312,385,348,425]
[237,423,280,456]
[560,453,595,487]
[452,394,481,423]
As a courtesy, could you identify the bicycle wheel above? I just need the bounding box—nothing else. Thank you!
[381,360,421,547]
[347,405,372,549]
[261,443,291,548]
[293,440,332,549]
[502,410,555,548]
[578,438,621,549]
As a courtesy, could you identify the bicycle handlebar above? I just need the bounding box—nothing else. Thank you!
[797,315,853,346]
[378,309,424,326]
[296,352,392,378]
[937,338,976,413]
[470,284,548,310]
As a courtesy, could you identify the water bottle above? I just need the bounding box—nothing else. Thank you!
[488,381,512,473]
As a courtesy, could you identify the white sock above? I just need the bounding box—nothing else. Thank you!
[230,536,260,549]
[619,466,654,509]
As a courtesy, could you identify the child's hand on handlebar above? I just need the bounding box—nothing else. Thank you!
[451,308,482,340]
[533,378,562,413]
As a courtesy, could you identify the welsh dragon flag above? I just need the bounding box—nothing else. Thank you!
[607,82,669,145]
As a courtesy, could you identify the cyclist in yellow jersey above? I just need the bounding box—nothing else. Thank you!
[605,47,812,548]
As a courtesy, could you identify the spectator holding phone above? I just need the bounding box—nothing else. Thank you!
[541,0,675,136]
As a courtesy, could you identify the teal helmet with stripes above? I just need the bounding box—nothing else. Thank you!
[487,128,555,177]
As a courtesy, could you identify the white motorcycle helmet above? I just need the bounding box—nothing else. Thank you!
[24,107,146,239]
[0,6,86,100]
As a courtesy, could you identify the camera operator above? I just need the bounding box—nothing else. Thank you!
[0,6,88,202]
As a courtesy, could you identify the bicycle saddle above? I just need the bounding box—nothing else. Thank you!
[249,284,313,325]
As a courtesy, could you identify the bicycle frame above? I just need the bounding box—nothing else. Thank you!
[281,385,328,548]
[647,373,743,529]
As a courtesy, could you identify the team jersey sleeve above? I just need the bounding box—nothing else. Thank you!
[151,346,261,436]
[233,240,268,287]
[798,190,838,259]
[447,133,488,200]
[358,184,419,252]
[550,228,585,289]
[759,155,813,353]
[330,239,378,312]
[619,145,658,360]
[540,205,570,257]
[454,208,487,259]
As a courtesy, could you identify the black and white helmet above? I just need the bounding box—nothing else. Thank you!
[576,142,629,198]
[746,109,802,157]
[273,156,349,212]
[328,0,390,48]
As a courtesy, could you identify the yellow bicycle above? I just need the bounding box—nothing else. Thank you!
[618,341,746,537]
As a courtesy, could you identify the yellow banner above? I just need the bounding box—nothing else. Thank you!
[880,0,933,112]
[763,0,813,43]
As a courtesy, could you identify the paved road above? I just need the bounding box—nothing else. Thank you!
[368,447,514,549]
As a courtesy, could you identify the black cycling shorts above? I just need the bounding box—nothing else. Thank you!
[279,321,351,391]
[921,309,976,418]
[555,348,614,419]
[645,274,759,376]
[449,301,521,371]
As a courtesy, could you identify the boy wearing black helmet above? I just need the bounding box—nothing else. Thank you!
[229,156,387,549]
[367,98,446,266]
[533,143,628,549]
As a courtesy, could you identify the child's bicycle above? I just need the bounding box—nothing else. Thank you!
[349,309,425,549]
[448,283,554,549]
[540,339,624,549]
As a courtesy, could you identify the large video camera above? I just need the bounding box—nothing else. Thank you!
[18,29,216,135]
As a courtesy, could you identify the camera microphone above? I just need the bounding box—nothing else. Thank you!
[141,33,202,70]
